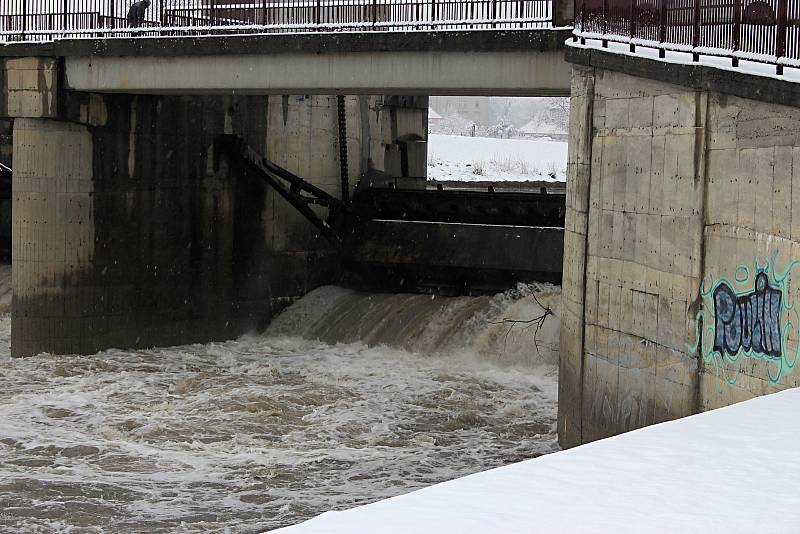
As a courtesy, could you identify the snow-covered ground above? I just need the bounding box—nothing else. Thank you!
[427,134,567,182]
[274,388,800,533]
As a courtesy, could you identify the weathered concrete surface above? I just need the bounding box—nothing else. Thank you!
[63,49,570,96]
[558,64,593,448]
[8,87,423,356]
[561,60,800,446]
[264,94,426,251]
[3,57,57,118]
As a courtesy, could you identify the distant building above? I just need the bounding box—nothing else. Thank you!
[428,108,443,124]
[519,119,568,141]
[430,97,492,126]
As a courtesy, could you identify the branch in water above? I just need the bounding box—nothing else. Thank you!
[489,294,553,356]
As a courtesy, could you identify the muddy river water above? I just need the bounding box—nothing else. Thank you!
[0,274,560,533]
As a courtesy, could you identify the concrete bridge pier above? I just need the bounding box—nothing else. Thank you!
[559,45,800,447]
[3,57,426,357]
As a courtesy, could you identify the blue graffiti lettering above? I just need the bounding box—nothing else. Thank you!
[712,272,782,360]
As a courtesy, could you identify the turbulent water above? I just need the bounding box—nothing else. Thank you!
[0,268,560,533]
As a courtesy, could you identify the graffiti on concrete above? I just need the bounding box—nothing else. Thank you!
[689,252,800,384]
[712,272,782,360]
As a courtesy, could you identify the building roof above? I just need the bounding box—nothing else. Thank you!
[519,119,563,135]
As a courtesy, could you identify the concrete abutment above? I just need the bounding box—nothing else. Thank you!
[2,57,427,357]
[561,49,800,446]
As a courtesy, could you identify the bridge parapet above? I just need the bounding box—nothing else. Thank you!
[0,0,564,41]
[573,0,799,76]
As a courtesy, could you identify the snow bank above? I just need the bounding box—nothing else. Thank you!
[427,134,567,182]
[271,388,800,533]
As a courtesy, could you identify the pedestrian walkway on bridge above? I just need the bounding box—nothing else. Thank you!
[0,0,573,41]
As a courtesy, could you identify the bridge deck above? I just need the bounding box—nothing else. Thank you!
[0,29,572,95]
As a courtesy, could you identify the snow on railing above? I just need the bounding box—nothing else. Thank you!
[572,0,800,75]
[0,0,554,41]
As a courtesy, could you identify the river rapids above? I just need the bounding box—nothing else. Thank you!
[0,266,560,533]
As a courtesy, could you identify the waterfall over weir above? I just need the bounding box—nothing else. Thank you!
[268,284,561,368]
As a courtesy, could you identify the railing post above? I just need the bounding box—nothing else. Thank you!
[372,0,377,29]
[553,0,575,27]
[732,0,740,67]
[432,0,437,28]
[629,0,636,52]
[776,0,787,74]
[21,0,27,41]
[658,0,666,58]
[602,0,608,47]
[692,0,700,61]
[492,0,497,28]
[263,0,268,26]
[63,0,68,38]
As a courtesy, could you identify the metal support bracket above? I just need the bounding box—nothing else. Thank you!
[217,135,347,244]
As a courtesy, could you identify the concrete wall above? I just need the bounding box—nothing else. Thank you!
[264,95,426,250]
[4,58,426,356]
[561,64,800,446]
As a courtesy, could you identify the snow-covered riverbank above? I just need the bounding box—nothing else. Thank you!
[275,388,800,533]
[427,134,567,182]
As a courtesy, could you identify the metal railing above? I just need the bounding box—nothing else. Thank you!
[573,0,800,74]
[0,0,554,41]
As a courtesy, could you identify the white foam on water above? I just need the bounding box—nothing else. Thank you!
[0,278,560,533]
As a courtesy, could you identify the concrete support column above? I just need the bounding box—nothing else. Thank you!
[558,65,594,448]
[560,65,707,446]
[12,118,96,356]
